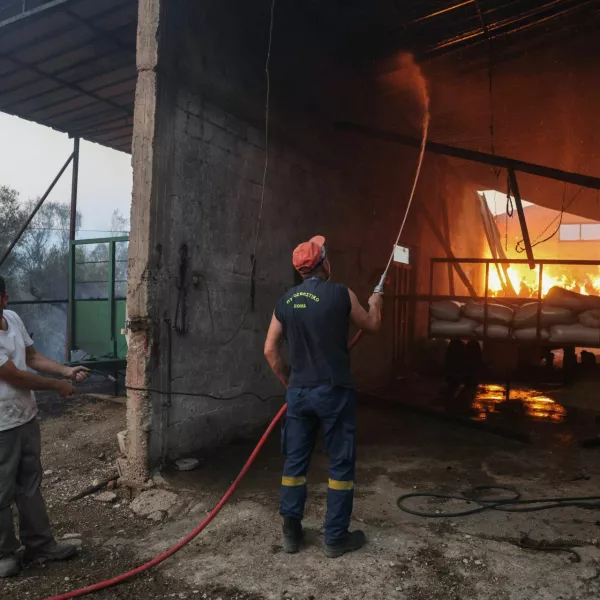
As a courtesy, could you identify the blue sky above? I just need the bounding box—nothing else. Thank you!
[0,112,132,236]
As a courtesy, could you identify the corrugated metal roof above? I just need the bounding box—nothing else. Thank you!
[0,0,137,153]
[1,0,600,159]
[302,0,600,66]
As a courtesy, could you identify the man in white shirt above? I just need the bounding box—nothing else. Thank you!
[0,276,89,577]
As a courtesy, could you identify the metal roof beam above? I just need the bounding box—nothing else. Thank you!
[335,121,600,190]
[51,106,119,128]
[0,68,135,112]
[0,2,133,60]
[0,50,132,116]
[73,119,132,137]
[63,7,135,54]
[0,0,75,29]
[1,31,132,85]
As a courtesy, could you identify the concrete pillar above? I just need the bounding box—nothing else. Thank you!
[123,0,163,482]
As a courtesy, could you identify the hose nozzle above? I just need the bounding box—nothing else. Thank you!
[374,273,387,294]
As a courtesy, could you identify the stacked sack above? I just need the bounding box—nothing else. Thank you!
[544,287,600,345]
[430,286,600,345]
[430,300,514,340]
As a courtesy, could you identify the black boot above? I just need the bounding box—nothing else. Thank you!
[324,530,366,558]
[282,517,303,553]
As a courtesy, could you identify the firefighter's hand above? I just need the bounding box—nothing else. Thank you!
[63,366,90,383]
[54,380,76,398]
[368,292,383,309]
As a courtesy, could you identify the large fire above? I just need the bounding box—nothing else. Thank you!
[488,265,600,298]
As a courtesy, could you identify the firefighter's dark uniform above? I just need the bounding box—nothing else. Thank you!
[274,277,355,545]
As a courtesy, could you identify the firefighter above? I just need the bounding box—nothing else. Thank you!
[264,235,383,558]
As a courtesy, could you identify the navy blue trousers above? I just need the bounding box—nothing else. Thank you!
[279,385,356,544]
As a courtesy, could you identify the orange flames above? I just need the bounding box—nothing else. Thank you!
[473,384,566,423]
[487,265,600,298]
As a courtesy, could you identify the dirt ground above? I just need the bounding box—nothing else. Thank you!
[4,387,600,600]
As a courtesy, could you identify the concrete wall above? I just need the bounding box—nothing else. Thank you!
[125,0,487,476]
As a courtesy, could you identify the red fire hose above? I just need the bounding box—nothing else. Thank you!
[45,331,366,600]
[45,404,288,600]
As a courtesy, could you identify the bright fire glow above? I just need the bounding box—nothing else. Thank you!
[487,265,600,299]
[473,384,567,423]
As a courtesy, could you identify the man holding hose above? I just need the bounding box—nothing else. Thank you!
[264,235,382,558]
[0,276,89,577]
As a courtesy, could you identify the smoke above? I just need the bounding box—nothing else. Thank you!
[378,52,430,127]
[377,52,431,271]
[379,52,430,110]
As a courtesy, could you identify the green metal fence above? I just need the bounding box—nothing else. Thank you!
[68,236,129,363]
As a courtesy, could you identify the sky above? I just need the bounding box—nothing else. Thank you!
[483,189,533,217]
[0,113,132,237]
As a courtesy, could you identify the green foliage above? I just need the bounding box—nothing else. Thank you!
[0,186,129,302]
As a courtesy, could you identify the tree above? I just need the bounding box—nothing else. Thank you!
[18,200,82,301]
[0,188,130,361]
[110,208,129,236]
[0,186,27,277]
[0,187,79,361]
[0,186,86,301]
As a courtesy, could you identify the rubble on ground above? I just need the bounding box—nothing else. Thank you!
[130,488,179,517]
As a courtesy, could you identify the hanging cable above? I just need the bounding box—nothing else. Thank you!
[474,0,500,179]
[515,184,585,253]
[210,0,276,346]
[505,172,514,217]
[125,385,283,404]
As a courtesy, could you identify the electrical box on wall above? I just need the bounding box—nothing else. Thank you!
[393,245,410,265]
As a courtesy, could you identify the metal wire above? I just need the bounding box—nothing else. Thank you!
[212,0,276,346]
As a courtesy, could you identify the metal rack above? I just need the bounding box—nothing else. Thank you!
[427,257,600,346]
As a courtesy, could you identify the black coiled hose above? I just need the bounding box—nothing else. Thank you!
[397,485,600,518]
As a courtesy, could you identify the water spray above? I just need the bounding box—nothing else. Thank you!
[374,53,430,293]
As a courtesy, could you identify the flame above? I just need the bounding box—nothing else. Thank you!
[487,265,600,298]
[473,384,566,423]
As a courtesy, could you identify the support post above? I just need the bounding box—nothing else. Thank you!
[69,137,80,242]
[108,240,116,357]
[484,262,490,339]
[537,263,544,343]
[508,168,535,270]
[67,241,75,361]
[66,137,80,360]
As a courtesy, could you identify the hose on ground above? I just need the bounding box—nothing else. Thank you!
[45,403,288,600]
[397,485,600,518]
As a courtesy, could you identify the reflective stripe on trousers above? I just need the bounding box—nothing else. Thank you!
[279,385,355,545]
